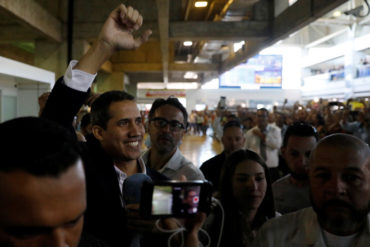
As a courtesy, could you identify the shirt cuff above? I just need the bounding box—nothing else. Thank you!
[63,60,97,92]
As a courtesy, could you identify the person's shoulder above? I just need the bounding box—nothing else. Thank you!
[268,124,281,132]
[247,126,257,132]
[200,152,224,168]
[147,166,169,181]
[179,160,205,180]
[260,207,313,232]
[272,175,290,187]
[245,127,257,137]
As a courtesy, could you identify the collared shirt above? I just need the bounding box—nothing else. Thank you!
[252,207,370,247]
[245,124,282,168]
[114,157,147,207]
[141,148,204,180]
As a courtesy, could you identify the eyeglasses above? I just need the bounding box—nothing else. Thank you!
[150,117,185,131]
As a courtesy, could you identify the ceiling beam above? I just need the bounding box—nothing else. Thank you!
[74,20,269,41]
[220,0,348,74]
[129,73,203,83]
[272,0,348,42]
[113,63,217,72]
[170,21,270,41]
[156,0,170,84]
[0,0,62,42]
[305,27,348,48]
[74,22,160,40]
[0,26,38,41]
[220,40,262,74]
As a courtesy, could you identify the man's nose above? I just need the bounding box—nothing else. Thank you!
[296,154,306,166]
[160,122,171,132]
[326,175,347,197]
[129,122,142,135]
[46,228,68,247]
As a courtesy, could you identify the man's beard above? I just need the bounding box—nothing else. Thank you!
[156,134,176,154]
[311,196,370,235]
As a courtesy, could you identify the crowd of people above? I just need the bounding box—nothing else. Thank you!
[190,98,370,146]
[0,4,369,247]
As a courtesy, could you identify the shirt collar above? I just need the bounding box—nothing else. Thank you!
[158,148,182,172]
[141,148,182,172]
[113,159,147,177]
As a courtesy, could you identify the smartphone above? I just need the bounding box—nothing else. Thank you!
[218,96,226,109]
[140,180,213,218]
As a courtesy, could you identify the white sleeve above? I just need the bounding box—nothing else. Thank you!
[63,60,97,92]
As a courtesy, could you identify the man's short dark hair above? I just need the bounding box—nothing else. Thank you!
[80,113,91,129]
[0,117,80,177]
[257,108,269,114]
[91,90,135,129]
[283,122,319,147]
[223,120,243,132]
[148,97,188,126]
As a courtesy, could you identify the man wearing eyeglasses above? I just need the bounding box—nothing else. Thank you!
[141,98,205,180]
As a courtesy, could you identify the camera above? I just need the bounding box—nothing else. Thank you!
[140,180,213,218]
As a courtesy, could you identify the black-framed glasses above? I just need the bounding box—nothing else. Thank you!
[150,117,185,131]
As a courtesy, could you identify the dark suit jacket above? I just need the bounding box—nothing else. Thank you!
[42,78,167,247]
[200,151,226,190]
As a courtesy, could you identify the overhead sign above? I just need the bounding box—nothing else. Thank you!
[145,89,186,98]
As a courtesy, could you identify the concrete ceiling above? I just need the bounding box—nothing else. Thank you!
[0,0,356,86]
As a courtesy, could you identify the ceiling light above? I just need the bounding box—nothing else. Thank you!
[183,41,193,46]
[233,41,245,52]
[194,1,208,8]
[333,11,341,17]
[184,72,198,79]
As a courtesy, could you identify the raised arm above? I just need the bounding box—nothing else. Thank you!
[41,4,151,128]
[75,4,152,74]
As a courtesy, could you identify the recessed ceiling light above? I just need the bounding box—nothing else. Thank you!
[333,11,341,17]
[195,1,208,8]
[183,41,193,46]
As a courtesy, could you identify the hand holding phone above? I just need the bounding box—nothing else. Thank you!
[140,181,213,218]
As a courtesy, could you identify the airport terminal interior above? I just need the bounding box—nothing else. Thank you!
[0,0,370,165]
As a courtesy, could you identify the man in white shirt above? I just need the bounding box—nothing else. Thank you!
[141,98,204,180]
[253,133,370,247]
[245,108,282,181]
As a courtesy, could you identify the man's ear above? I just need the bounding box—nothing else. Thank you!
[92,125,105,141]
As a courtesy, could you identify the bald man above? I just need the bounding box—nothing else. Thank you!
[253,133,370,247]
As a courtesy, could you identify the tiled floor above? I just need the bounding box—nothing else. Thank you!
[179,133,222,168]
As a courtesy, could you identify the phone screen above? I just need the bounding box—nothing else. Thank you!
[151,185,201,215]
